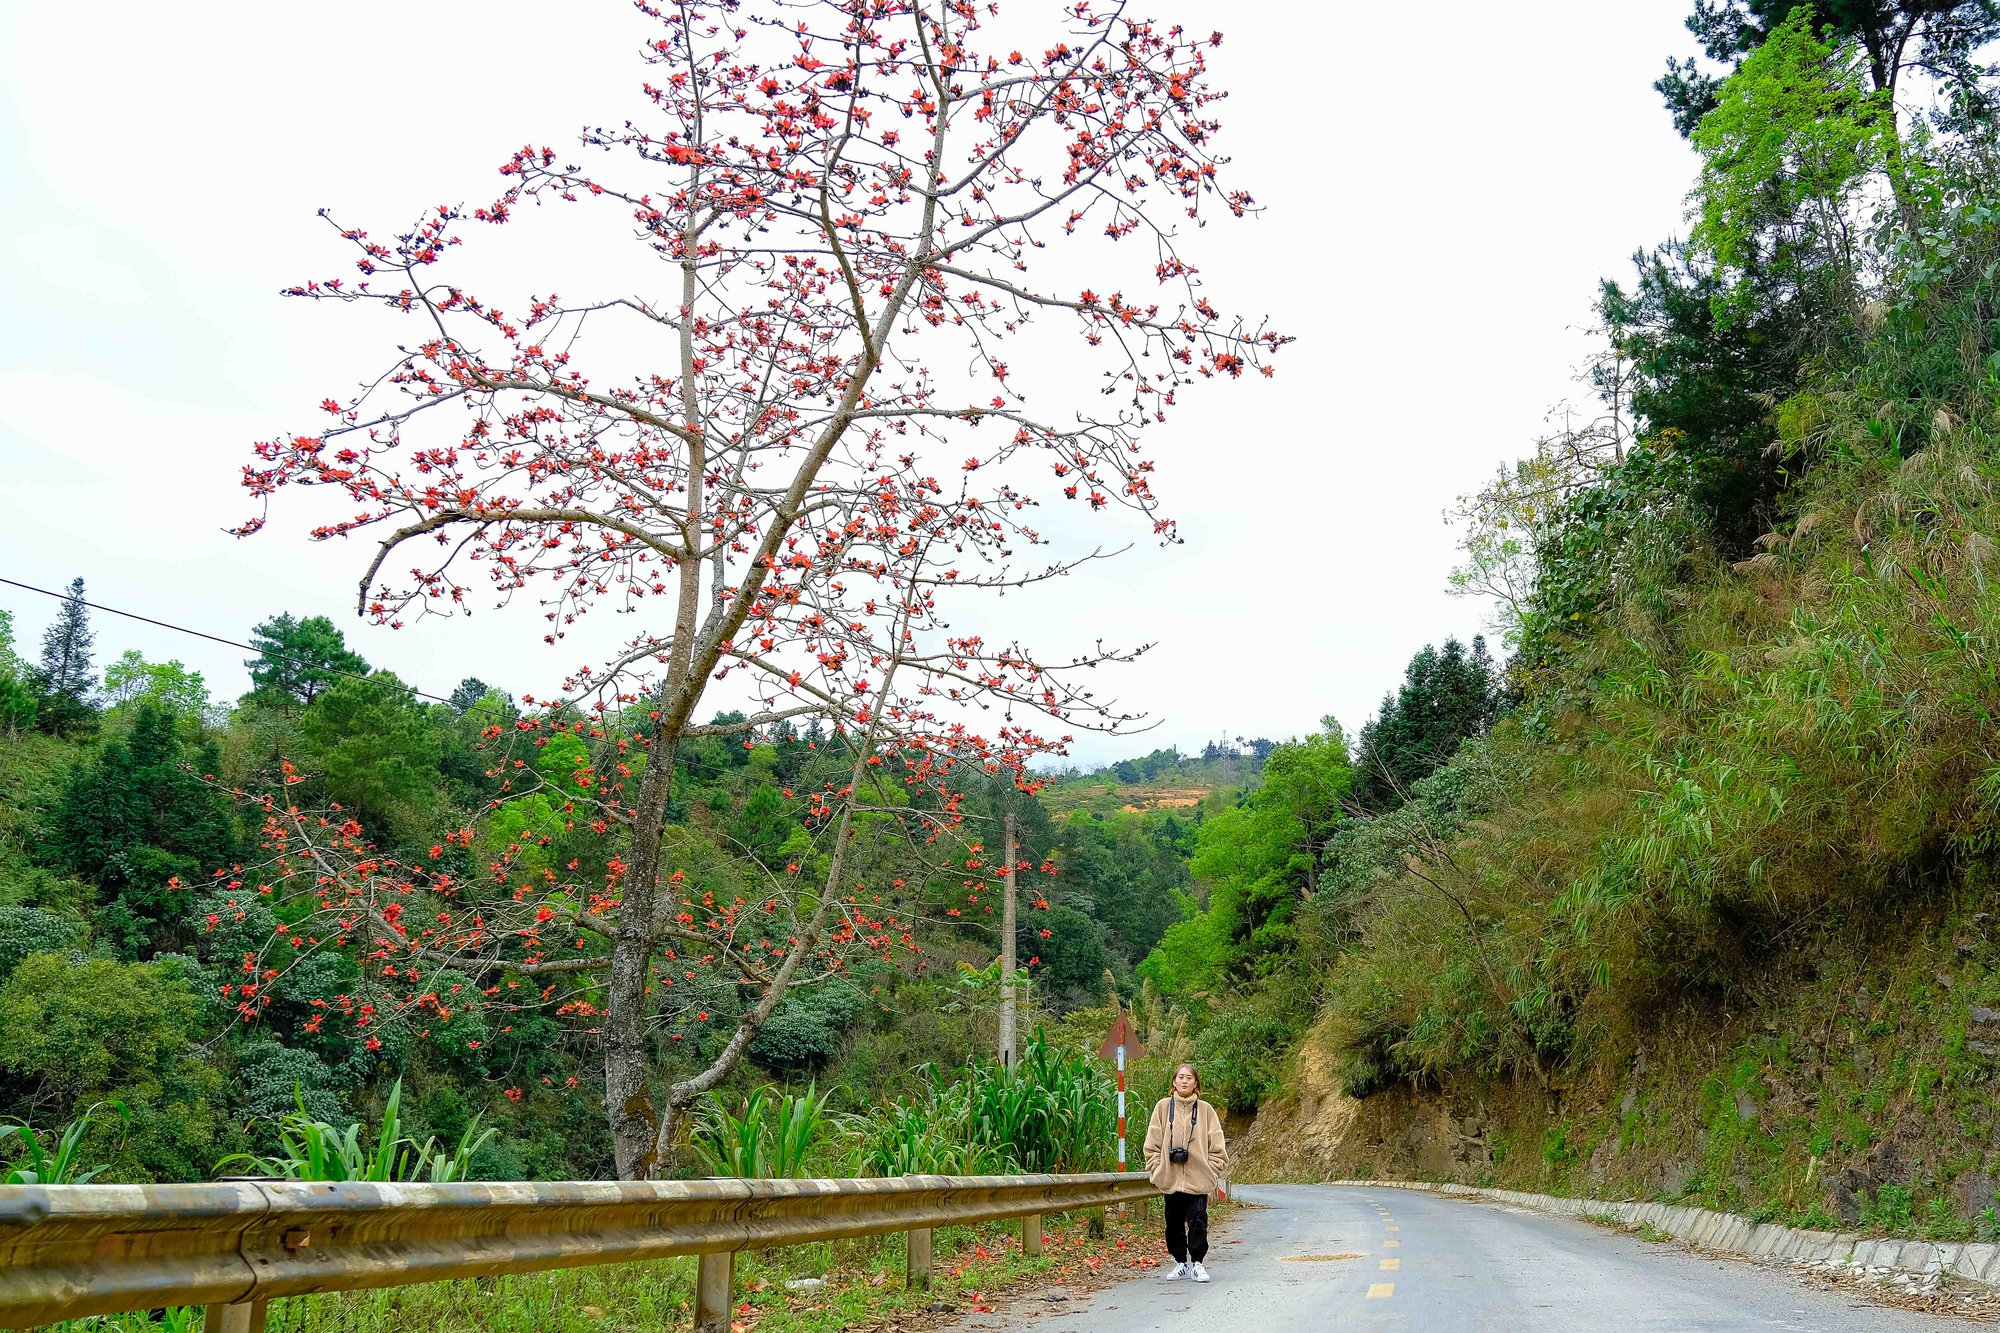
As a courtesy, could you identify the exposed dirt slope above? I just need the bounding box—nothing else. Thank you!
[1237,898,2000,1243]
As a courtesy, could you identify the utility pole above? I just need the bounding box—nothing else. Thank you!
[999,810,1017,1069]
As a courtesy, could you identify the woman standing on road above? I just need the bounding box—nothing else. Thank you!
[1142,1061,1229,1283]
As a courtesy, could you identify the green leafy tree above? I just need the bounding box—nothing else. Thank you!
[1054,810,1189,966]
[244,613,368,710]
[103,651,212,719]
[1021,904,1108,1009]
[0,607,32,734]
[747,986,866,1069]
[0,674,35,737]
[0,906,81,980]
[1135,902,1231,1000]
[297,672,441,845]
[1689,8,1891,319]
[0,952,226,1182]
[1138,726,1351,994]
[232,1038,346,1135]
[1658,0,2000,137]
[481,791,569,885]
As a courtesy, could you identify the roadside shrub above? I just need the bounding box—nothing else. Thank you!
[0,904,80,979]
[748,985,865,1070]
[1192,1003,1297,1114]
[0,952,224,1181]
[233,1039,344,1141]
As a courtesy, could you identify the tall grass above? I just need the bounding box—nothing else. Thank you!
[218,1079,496,1183]
[856,1032,1116,1176]
[689,1082,835,1178]
[0,1100,125,1185]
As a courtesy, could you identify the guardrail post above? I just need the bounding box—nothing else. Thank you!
[1021,1213,1042,1259]
[203,1300,268,1333]
[906,1227,933,1290]
[694,1250,734,1333]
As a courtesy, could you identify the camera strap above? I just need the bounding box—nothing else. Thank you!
[1168,1096,1198,1154]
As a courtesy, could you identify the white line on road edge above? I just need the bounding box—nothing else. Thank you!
[1319,1180,1999,1288]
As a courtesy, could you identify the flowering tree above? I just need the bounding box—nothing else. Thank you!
[239,0,1285,1178]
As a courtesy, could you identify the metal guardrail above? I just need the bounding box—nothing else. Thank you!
[0,1172,1160,1332]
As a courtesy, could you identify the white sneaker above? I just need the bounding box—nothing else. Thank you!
[1190,1261,1210,1283]
[1164,1261,1186,1280]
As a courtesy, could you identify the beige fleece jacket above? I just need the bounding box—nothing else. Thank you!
[1141,1093,1228,1195]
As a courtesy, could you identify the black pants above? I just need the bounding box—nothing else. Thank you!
[1164,1190,1208,1263]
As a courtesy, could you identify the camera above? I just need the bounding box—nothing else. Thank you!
[1168,1146,1189,1164]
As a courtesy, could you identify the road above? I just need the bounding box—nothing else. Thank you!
[943,1184,1988,1331]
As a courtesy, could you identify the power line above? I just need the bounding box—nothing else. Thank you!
[0,575,461,707]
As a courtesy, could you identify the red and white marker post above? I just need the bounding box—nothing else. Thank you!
[1098,1010,1145,1184]
[1116,1039,1128,1170]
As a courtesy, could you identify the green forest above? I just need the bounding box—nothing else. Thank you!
[10,0,2000,1259]
[0,590,1231,1184]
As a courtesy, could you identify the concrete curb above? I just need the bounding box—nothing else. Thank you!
[1322,1179,2000,1289]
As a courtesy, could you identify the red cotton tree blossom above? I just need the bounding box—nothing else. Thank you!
[239,0,1285,1178]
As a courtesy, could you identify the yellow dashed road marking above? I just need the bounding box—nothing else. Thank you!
[1385,1225,1399,1231]
[1366,1282,1395,1299]
[1383,1239,1399,1247]
[1380,1258,1400,1270]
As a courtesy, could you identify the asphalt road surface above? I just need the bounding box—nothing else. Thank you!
[943,1184,1989,1332]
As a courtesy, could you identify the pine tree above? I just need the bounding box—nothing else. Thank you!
[448,676,494,711]
[244,613,368,710]
[1351,636,1500,813]
[35,577,98,733]
[728,784,792,869]
[296,672,441,844]
[46,702,237,951]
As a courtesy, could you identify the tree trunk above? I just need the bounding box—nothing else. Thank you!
[999,811,1017,1068]
[605,735,678,1180]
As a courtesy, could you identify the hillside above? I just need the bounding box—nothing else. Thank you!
[1037,749,1262,818]
[1126,9,2000,1243]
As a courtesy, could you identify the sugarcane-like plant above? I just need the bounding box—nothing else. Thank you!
[218,1079,496,1183]
[0,1100,126,1185]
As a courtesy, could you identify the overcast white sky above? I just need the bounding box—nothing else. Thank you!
[0,0,1698,767]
